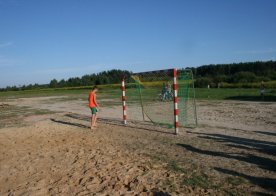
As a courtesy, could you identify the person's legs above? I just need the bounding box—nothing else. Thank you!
[90,107,98,128]
[91,114,95,129]
[92,113,97,127]
[90,107,95,129]
[162,92,166,101]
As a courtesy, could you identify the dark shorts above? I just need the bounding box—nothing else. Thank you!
[90,107,97,114]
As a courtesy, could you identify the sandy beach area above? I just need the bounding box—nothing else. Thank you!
[0,97,275,195]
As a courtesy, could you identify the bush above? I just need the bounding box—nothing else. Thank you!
[195,77,212,88]
[220,81,276,88]
[231,72,257,83]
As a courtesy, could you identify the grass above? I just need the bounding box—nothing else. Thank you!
[223,189,246,196]
[139,150,248,194]
[167,160,188,173]
[144,153,215,189]
[166,160,216,190]
[225,176,247,186]
[181,173,210,189]
[1,86,275,102]
[166,160,247,193]
[195,88,276,101]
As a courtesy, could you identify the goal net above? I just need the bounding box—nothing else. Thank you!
[177,69,198,128]
[123,68,197,133]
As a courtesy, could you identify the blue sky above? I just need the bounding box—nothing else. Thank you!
[0,0,276,87]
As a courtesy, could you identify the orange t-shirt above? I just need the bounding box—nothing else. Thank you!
[88,91,96,108]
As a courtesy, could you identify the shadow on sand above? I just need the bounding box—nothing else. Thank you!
[50,118,89,129]
[214,167,276,192]
[177,143,276,173]
[177,131,276,193]
[51,113,175,135]
[187,131,276,157]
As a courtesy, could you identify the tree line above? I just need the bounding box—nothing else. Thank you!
[48,69,132,88]
[1,61,275,91]
[190,61,276,88]
[0,69,132,91]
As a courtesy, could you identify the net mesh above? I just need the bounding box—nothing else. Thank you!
[178,69,198,127]
[126,69,197,129]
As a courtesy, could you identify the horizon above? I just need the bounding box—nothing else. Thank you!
[1,60,274,88]
[1,0,276,88]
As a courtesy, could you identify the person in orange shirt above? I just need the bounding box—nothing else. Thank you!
[88,86,100,130]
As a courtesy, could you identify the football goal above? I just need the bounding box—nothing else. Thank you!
[121,68,197,134]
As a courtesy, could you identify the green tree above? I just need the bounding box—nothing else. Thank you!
[49,79,58,88]
[58,79,66,87]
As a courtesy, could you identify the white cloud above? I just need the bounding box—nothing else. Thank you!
[0,41,13,48]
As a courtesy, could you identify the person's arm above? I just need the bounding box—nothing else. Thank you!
[88,93,90,106]
[94,94,100,108]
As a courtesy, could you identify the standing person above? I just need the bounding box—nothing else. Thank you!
[88,86,100,130]
[161,83,166,101]
[260,81,265,100]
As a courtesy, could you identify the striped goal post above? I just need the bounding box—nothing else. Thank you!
[121,68,197,134]
[121,68,179,134]
[173,68,179,134]
[121,76,127,125]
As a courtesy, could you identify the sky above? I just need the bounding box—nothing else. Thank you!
[0,0,276,87]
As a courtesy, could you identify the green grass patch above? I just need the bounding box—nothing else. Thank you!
[153,122,174,129]
[166,161,216,189]
[225,176,247,186]
[181,173,210,189]
[195,88,276,101]
[223,189,245,196]
[220,81,276,89]
[167,161,188,173]
[1,86,275,102]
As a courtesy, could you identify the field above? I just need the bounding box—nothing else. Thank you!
[0,88,276,195]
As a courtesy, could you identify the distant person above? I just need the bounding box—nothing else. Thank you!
[160,82,173,101]
[260,81,265,100]
[88,86,100,130]
[161,83,166,101]
[167,82,172,94]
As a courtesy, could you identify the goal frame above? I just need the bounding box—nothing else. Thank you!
[121,68,179,134]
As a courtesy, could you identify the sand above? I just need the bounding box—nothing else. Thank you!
[0,96,275,195]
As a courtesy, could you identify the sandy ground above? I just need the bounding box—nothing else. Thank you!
[0,96,276,195]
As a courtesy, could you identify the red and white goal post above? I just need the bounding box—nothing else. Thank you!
[121,68,180,134]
